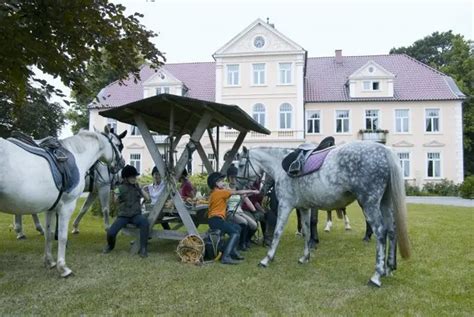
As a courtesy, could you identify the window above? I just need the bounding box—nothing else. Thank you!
[252,63,265,85]
[279,63,292,84]
[130,125,141,136]
[397,152,410,178]
[129,153,141,174]
[226,64,239,86]
[363,80,380,91]
[335,110,350,133]
[425,108,440,132]
[207,153,216,169]
[365,110,379,130]
[279,103,292,129]
[427,152,441,178]
[395,109,409,133]
[155,87,170,95]
[252,103,266,127]
[107,118,117,132]
[306,111,321,134]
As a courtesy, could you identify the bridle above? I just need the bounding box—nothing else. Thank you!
[101,132,124,174]
[237,151,263,188]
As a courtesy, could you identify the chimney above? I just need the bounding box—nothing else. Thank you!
[335,49,343,64]
[266,17,275,28]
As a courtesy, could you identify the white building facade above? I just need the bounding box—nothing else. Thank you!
[89,19,465,186]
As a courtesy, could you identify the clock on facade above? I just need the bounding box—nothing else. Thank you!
[254,36,265,48]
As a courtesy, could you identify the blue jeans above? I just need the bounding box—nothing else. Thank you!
[208,217,241,237]
[107,214,149,250]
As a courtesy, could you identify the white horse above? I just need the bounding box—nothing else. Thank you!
[13,214,44,239]
[0,127,125,277]
[237,142,411,287]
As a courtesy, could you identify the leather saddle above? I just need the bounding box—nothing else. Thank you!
[8,131,80,194]
[282,136,336,178]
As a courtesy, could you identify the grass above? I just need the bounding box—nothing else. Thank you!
[0,201,472,316]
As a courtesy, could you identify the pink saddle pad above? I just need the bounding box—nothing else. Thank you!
[302,147,333,174]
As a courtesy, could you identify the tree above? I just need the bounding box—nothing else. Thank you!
[0,87,65,138]
[391,32,474,176]
[0,0,165,111]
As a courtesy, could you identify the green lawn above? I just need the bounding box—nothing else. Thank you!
[0,201,472,316]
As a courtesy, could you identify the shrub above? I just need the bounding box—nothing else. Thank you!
[459,176,474,199]
[405,182,422,196]
[90,192,119,218]
[189,173,210,197]
[422,179,459,196]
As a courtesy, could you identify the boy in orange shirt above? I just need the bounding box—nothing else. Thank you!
[207,172,259,265]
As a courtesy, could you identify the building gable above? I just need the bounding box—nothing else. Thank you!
[348,60,395,80]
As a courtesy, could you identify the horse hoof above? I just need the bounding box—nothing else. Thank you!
[61,269,74,278]
[345,226,352,231]
[298,258,309,264]
[71,228,79,234]
[368,278,382,288]
[258,262,268,268]
[17,234,26,240]
[45,262,57,269]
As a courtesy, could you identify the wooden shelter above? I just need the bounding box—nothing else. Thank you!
[100,94,270,251]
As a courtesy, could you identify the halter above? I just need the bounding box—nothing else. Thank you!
[237,150,263,188]
[101,132,124,174]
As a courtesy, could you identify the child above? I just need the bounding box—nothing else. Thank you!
[143,166,170,230]
[179,169,195,201]
[103,165,150,258]
[207,172,259,265]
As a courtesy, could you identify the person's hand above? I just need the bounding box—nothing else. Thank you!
[252,190,260,195]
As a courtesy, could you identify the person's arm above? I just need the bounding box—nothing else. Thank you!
[243,196,257,212]
[138,185,150,202]
[231,189,260,196]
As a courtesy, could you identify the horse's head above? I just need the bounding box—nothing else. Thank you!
[97,125,126,173]
[236,146,264,185]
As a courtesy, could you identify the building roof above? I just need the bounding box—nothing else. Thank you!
[99,93,270,135]
[91,54,464,109]
[305,54,465,102]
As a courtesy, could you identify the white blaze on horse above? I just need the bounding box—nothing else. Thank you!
[237,141,411,287]
[0,127,125,277]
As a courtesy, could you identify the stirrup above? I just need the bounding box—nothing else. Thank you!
[288,161,301,174]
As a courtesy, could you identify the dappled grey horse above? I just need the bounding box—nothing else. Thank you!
[237,141,411,287]
[13,214,44,239]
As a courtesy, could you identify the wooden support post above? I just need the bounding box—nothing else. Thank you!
[195,142,214,173]
[169,107,175,169]
[207,128,217,158]
[170,189,199,236]
[220,131,247,174]
[216,126,220,171]
[175,112,213,180]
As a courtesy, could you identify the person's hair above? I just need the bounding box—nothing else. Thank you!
[152,166,160,176]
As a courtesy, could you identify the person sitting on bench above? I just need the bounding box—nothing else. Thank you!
[144,166,170,230]
[103,165,150,258]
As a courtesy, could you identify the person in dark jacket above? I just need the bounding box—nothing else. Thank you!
[103,165,150,258]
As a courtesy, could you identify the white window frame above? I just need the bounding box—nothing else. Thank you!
[364,109,380,131]
[252,103,266,127]
[226,64,240,86]
[397,152,411,179]
[251,63,266,86]
[306,110,321,135]
[424,108,441,134]
[335,110,351,134]
[426,152,442,179]
[107,118,117,132]
[129,153,142,174]
[279,103,293,130]
[278,63,293,85]
[130,125,141,136]
[362,80,381,91]
[394,109,410,134]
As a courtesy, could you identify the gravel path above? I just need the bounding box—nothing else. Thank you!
[406,196,474,208]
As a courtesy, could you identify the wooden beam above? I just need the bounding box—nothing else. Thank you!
[175,112,213,180]
[134,113,167,177]
[195,141,214,173]
[207,128,217,158]
[220,131,247,173]
[170,189,199,236]
[216,126,220,171]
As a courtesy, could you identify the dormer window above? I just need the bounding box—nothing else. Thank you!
[363,80,380,91]
[155,87,170,95]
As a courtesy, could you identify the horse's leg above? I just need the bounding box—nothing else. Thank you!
[14,215,26,240]
[72,191,96,234]
[259,204,292,267]
[298,208,312,264]
[381,200,397,277]
[324,210,332,232]
[57,203,75,277]
[43,210,56,269]
[363,221,373,242]
[364,205,387,287]
[32,214,44,235]
[343,209,352,230]
[97,185,111,230]
[309,208,318,249]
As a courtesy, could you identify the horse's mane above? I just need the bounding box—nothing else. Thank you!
[61,130,102,154]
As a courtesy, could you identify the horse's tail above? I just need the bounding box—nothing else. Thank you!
[386,148,411,259]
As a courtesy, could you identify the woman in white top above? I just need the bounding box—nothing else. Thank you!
[143,166,169,229]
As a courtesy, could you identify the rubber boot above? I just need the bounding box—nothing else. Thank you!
[139,246,148,258]
[246,228,257,249]
[103,234,116,254]
[221,233,241,265]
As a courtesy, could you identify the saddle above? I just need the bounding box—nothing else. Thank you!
[282,136,336,178]
[8,131,80,198]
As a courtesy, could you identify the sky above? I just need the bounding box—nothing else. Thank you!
[58,0,473,136]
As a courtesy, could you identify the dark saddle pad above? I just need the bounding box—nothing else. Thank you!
[8,132,80,193]
[282,136,335,177]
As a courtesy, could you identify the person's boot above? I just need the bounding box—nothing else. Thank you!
[246,228,257,249]
[139,246,148,258]
[221,233,241,265]
[238,225,249,251]
[103,234,116,254]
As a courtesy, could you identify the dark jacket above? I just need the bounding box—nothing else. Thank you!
[115,183,143,217]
